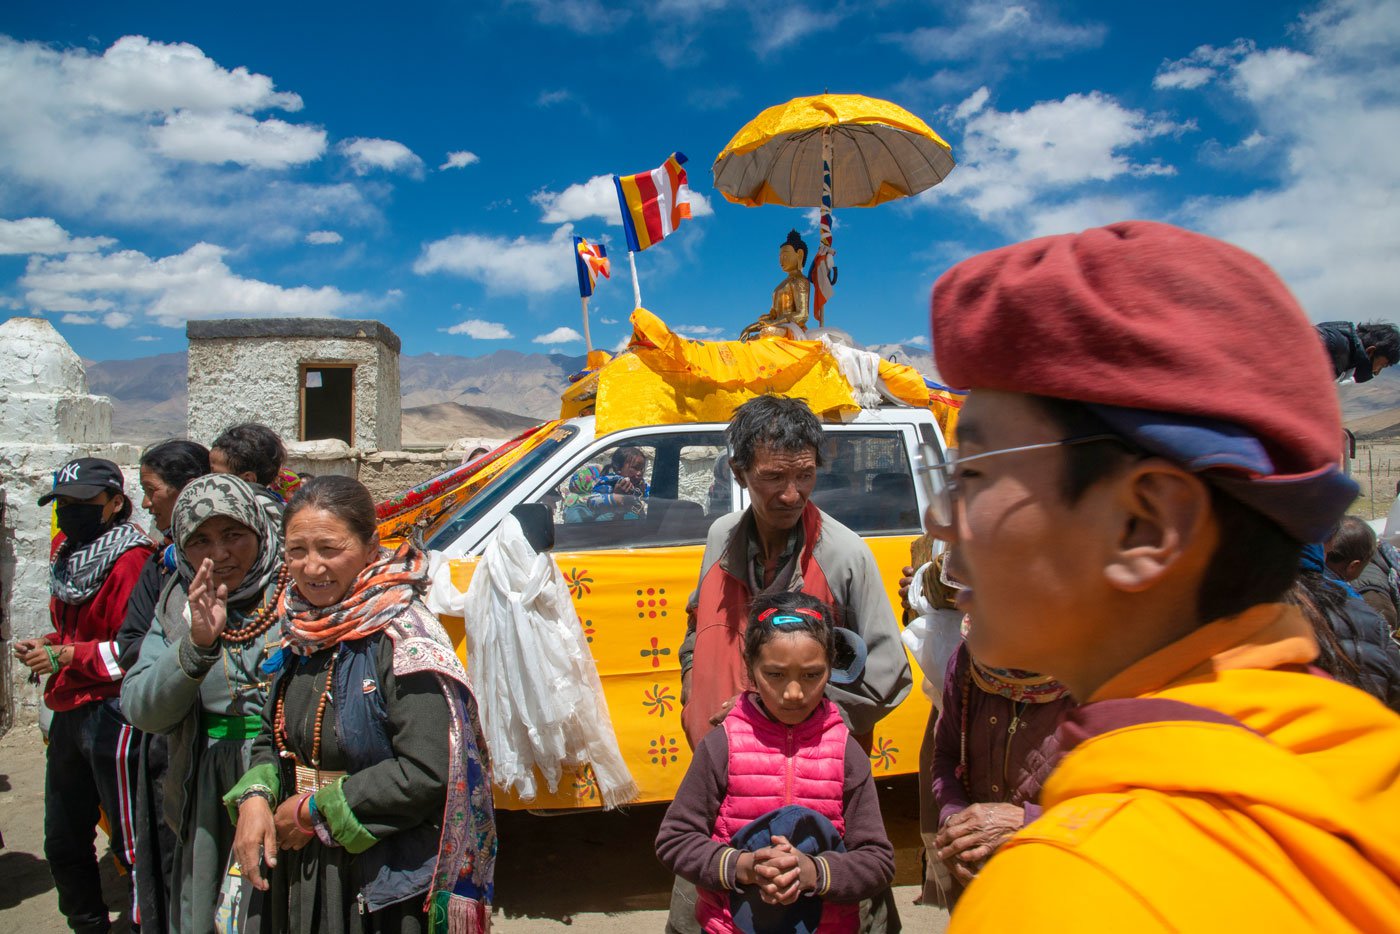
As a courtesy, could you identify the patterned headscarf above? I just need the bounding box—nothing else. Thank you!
[172,474,282,606]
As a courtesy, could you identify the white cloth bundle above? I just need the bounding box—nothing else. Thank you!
[818,333,883,409]
[458,515,638,809]
[900,560,964,709]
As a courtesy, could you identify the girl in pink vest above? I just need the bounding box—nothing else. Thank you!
[656,592,896,933]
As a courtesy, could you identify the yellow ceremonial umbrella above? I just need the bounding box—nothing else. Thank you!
[712,94,955,320]
[713,93,954,209]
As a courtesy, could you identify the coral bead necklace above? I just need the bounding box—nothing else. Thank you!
[222,566,290,645]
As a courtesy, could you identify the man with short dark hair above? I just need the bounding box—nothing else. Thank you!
[1316,319,1400,383]
[926,221,1400,929]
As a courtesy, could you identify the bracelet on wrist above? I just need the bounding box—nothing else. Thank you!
[44,644,63,672]
[293,792,315,834]
[308,796,338,848]
[237,786,274,809]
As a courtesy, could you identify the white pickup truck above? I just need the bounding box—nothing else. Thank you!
[394,401,949,811]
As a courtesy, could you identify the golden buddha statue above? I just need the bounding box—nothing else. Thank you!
[740,229,812,341]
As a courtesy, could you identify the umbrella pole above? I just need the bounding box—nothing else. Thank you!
[627,251,643,309]
[580,294,593,354]
[810,125,836,326]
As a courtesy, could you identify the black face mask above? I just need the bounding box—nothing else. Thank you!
[56,503,110,546]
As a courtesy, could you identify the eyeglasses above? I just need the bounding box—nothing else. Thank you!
[914,434,1121,530]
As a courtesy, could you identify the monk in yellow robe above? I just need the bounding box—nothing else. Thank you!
[921,221,1400,931]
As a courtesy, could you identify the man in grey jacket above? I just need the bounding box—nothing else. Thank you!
[668,394,911,934]
[679,394,912,748]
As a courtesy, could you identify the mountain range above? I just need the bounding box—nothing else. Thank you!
[91,343,1395,447]
[86,342,936,446]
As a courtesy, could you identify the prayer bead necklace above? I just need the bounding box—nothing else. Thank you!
[221,567,290,645]
[274,650,337,768]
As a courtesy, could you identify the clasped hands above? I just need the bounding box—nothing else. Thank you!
[233,794,316,891]
[735,835,817,905]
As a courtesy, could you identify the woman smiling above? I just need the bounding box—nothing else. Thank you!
[226,475,495,934]
[121,473,286,934]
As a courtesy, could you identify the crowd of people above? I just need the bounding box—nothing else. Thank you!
[16,219,1400,933]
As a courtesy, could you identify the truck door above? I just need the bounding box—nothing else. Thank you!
[491,430,731,808]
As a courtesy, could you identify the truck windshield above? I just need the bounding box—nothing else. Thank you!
[426,424,579,551]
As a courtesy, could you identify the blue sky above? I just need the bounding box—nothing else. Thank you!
[1,0,1397,362]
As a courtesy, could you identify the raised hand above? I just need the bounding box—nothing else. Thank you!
[188,557,229,648]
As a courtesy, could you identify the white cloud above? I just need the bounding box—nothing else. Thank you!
[444,318,514,339]
[440,151,480,170]
[921,89,1182,233]
[152,110,326,169]
[338,137,424,176]
[599,316,619,324]
[888,1,1105,62]
[134,334,159,342]
[414,224,578,295]
[532,172,713,225]
[536,89,574,107]
[60,310,137,330]
[305,230,343,245]
[0,218,115,255]
[1177,0,1400,322]
[22,242,360,327]
[754,8,842,55]
[1154,41,1255,90]
[0,35,372,236]
[66,35,303,114]
[511,0,625,34]
[533,175,620,224]
[901,335,930,348]
[675,324,727,339]
[534,326,584,344]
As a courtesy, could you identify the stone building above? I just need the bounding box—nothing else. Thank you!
[186,318,402,451]
[0,317,139,732]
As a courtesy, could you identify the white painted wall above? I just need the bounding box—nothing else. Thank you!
[0,318,141,730]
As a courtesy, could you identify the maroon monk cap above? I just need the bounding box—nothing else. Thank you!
[930,220,1357,543]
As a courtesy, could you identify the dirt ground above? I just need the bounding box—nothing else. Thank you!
[0,723,948,932]
[1349,441,1400,523]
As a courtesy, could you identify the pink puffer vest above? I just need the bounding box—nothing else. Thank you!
[695,694,858,934]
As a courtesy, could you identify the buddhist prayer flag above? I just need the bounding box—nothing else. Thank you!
[574,236,610,298]
[613,152,692,253]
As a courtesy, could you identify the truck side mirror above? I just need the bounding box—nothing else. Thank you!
[511,503,556,553]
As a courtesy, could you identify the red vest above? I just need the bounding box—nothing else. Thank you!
[696,695,858,933]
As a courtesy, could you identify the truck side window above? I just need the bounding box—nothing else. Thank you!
[809,431,920,535]
[535,433,729,551]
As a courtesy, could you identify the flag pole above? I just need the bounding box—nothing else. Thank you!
[627,251,643,309]
[580,294,593,353]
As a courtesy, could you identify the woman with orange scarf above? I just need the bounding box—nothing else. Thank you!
[225,476,494,934]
